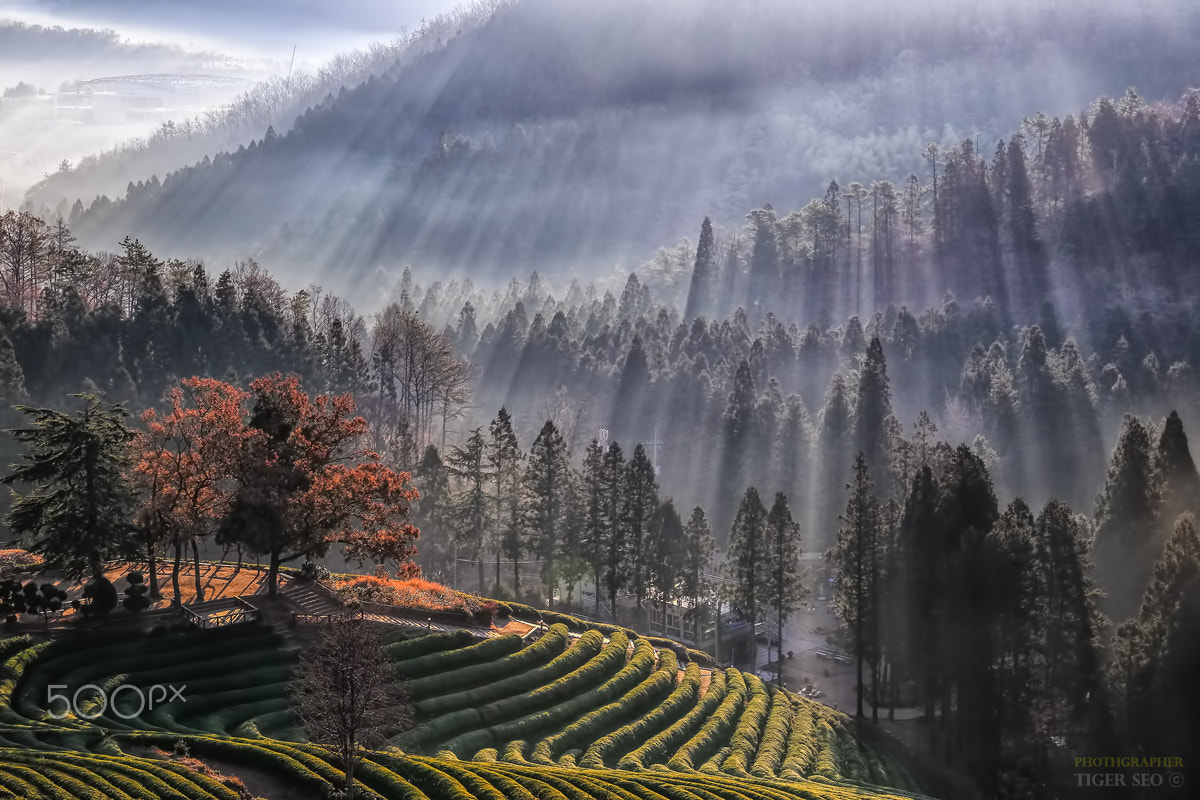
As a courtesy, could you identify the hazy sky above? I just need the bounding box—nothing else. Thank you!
[1,0,468,67]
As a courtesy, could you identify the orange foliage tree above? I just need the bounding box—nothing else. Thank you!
[135,374,420,600]
[217,373,420,597]
[133,378,251,601]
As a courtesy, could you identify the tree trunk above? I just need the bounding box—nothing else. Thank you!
[147,537,161,598]
[268,550,281,598]
[191,538,204,602]
[477,557,485,594]
[512,558,520,598]
[888,661,896,722]
[777,605,785,687]
[171,536,183,606]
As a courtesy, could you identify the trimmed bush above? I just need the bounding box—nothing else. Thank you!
[749,691,795,778]
[777,702,818,780]
[385,628,475,664]
[415,625,571,714]
[400,634,523,686]
[535,642,675,763]
[581,658,698,769]
[619,667,729,771]
[667,669,747,771]
[719,673,771,776]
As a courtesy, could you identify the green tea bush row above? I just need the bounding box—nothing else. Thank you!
[122,732,331,795]
[351,757,428,800]
[60,758,159,800]
[495,764,601,800]
[831,719,868,783]
[439,633,643,755]
[666,669,747,772]
[415,625,571,716]
[535,644,676,764]
[0,636,31,662]
[392,632,518,680]
[749,691,796,778]
[410,633,549,699]
[580,659,699,769]
[501,739,531,763]
[389,755,478,800]
[473,765,554,800]
[442,761,529,800]
[0,764,74,800]
[0,640,51,707]
[700,745,731,775]
[401,627,597,750]
[618,667,729,770]
[812,718,841,780]
[91,754,218,800]
[777,701,825,780]
[385,629,474,663]
[550,771,628,800]
[719,673,771,776]
[522,631,628,706]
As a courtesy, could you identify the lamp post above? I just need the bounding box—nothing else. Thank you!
[427,616,432,632]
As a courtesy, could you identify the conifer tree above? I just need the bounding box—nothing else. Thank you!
[3,394,139,579]
[832,455,879,716]
[622,443,659,617]
[765,491,805,686]
[581,439,607,614]
[646,498,687,610]
[446,428,490,590]
[684,217,717,321]
[727,486,769,671]
[521,420,572,606]
[1094,415,1160,622]
[412,445,452,580]
[1157,410,1200,524]
[488,407,524,593]
[682,505,715,633]
[600,441,627,615]
[853,337,894,495]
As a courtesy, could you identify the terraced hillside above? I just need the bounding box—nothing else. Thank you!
[0,620,943,800]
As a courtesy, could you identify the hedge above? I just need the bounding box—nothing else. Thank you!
[666,668,747,771]
[777,701,818,780]
[435,632,635,754]
[749,692,795,778]
[352,756,428,800]
[392,633,522,682]
[475,765,562,800]
[619,668,729,770]
[501,765,596,800]
[580,659,699,769]
[384,629,474,662]
[388,755,477,800]
[719,672,771,776]
[414,625,571,715]
[533,642,675,763]
[502,738,531,763]
[400,627,597,751]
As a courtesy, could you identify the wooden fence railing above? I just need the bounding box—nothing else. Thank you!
[183,596,260,629]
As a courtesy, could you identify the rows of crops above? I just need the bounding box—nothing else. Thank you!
[0,620,939,799]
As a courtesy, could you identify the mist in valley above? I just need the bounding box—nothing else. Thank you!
[1,2,1200,796]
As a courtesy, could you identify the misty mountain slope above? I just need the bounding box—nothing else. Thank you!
[19,3,503,215]
[60,0,1200,306]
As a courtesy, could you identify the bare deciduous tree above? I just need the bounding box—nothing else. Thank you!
[289,617,414,798]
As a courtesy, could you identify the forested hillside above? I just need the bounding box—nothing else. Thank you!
[41,0,1200,304]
